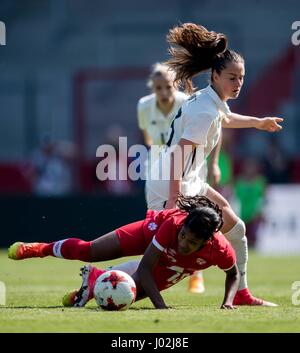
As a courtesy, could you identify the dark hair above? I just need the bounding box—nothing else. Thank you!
[176,193,223,241]
[165,23,243,94]
[211,49,244,80]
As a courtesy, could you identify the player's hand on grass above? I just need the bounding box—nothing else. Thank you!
[220,304,237,310]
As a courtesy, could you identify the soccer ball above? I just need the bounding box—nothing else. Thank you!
[93,270,137,311]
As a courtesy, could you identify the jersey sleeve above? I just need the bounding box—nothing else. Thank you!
[215,239,236,271]
[137,100,146,130]
[181,111,215,146]
[152,218,175,252]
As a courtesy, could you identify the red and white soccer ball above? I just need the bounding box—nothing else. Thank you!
[93,270,137,311]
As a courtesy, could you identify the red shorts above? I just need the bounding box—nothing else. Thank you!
[115,220,152,256]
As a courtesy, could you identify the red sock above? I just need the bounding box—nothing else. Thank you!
[41,238,92,262]
[89,267,106,298]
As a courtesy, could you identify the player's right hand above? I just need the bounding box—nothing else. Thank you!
[220,304,237,310]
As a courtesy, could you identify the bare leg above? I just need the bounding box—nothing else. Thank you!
[109,260,141,276]
[205,185,239,233]
[90,231,123,261]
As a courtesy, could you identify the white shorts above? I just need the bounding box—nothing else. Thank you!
[145,179,209,211]
[145,146,209,211]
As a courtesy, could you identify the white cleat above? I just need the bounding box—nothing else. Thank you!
[261,300,278,307]
[62,265,93,307]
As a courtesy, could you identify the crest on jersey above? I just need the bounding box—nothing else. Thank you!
[196,257,206,265]
[148,222,158,231]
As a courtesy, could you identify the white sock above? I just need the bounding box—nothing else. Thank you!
[224,219,248,290]
[52,239,68,258]
[109,260,140,276]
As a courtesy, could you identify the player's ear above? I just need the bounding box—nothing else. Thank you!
[211,69,219,82]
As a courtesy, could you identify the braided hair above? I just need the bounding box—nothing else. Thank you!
[176,193,223,241]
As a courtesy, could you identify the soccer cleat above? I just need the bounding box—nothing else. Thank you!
[8,242,45,260]
[189,271,205,294]
[62,290,77,307]
[233,288,278,307]
[62,265,104,307]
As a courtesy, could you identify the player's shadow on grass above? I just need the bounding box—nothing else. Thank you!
[0,304,180,310]
[0,305,65,310]
[83,306,159,312]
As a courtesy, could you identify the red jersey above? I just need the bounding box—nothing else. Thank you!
[116,209,236,291]
[144,209,236,291]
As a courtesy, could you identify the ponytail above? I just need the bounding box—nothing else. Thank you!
[165,23,228,94]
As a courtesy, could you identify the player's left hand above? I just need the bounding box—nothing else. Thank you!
[257,117,284,132]
[220,304,237,310]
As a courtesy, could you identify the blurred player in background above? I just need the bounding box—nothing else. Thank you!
[137,62,187,148]
[137,63,223,293]
[9,195,242,310]
[23,136,75,196]
[145,23,283,306]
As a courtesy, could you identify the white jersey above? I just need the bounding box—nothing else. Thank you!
[137,91,188,146]
[146,85,231,210]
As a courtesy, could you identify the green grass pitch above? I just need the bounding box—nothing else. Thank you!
[1,249,300,332]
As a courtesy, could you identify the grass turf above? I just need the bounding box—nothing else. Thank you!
[0,249,300,333]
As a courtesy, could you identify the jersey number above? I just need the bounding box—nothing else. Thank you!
[167,266,190,284]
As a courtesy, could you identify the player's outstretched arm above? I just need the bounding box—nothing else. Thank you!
[222,112,283,132]
[220,263,240,310]
[136,243,168,309]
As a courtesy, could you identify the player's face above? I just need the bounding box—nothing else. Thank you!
[152,75,176,107]
[212,61,245,101]
[177,227,207,255]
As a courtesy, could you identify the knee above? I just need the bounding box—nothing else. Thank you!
[224,218,246,242]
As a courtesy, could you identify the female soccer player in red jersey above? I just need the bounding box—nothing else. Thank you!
[9,195,241,309]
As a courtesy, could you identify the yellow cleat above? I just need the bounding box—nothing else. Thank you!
[8,242,23,260]
[62,291,78,307]
[8,241,45,260]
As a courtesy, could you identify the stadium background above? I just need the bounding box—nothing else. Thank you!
[0,0,299,250]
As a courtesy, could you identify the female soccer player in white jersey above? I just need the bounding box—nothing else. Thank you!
[145,23,283,306]
[137,62,188,147]
[137,63,222,293]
